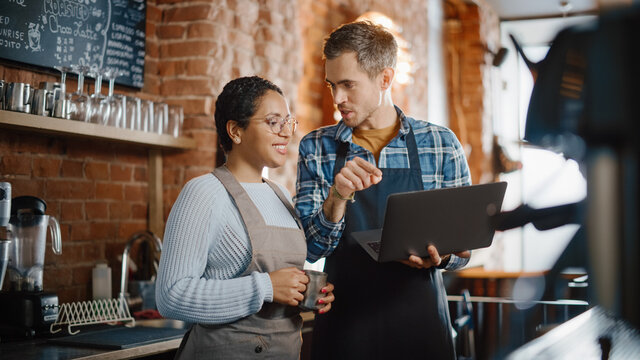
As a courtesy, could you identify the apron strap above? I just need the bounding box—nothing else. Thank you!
[212,165,266,233]
[264,179,303,229]
[333,124,422,176]
[334,141,349,177]
[404,127,422,172]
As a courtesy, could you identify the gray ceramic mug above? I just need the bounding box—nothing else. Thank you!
[299,270,328,311]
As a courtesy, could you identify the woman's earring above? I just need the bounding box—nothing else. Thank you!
[234,137,241,144]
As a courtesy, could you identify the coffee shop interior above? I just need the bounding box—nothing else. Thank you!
[1,0,639,358]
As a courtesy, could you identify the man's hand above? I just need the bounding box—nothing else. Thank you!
[334,157,383,198]
[399,245,471,269]
[323,157,383,222]
[269,267,308,306]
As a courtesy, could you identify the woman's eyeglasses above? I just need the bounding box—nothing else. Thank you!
[252,115,298,134]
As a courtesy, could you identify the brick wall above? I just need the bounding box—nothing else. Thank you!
[0,0,303,303]
[445,0,500,184]
[0,0,496,303]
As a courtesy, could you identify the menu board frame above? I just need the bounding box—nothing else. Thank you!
[0,0,146,88]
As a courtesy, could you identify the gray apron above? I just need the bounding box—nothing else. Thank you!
[175,166,307,359]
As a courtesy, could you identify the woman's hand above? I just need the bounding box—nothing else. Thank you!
[269,267,308,306]
[316,282,335,314]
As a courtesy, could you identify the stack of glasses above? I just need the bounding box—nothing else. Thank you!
[0,65,184,138]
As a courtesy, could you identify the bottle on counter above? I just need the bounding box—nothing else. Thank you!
[92,262,112,300]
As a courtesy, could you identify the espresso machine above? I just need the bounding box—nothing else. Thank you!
[0,196,62,340]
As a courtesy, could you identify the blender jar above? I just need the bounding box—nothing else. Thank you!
[7,197,61,292]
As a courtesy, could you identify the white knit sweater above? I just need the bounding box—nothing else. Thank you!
[156,173,300,324]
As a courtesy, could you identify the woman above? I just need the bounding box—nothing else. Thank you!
[156,76,335,359]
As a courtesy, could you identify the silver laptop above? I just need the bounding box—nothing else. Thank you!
[352,182,507,262]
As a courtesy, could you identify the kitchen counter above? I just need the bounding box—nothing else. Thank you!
[0,312,316,360]
[0,336,181,360]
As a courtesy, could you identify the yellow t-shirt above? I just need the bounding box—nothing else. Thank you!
[352,121,401,163]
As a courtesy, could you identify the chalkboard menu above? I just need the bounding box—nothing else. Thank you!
[0,0,146,88]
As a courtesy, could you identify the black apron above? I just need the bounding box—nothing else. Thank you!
[310,126,455,360]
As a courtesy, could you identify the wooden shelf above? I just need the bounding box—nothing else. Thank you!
[0,110,196,150]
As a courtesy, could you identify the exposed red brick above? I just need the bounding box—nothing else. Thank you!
[85,162,110,180]
[186,115,216,129]
[43,267,73,287]
[185,59,215,76]
[61,160,83,178]
[134,167,148,182]
[158,60,185,77]
[229,31,255,50]
[109,202,132,220]
[131,204,148,219]
[146,3,163,22]
[161,167,181,186]
[73,266,93,285]
[146,40,160,58]
[164,4,216,22]
[33,158,61,177]
[146,22,157,39]
[69,223,91,241]
[46,179,95,199]
[111,164,133,182]
[157,24,185,39]
[60,201,85,222]
[118,222,148,239]
[86,202,109,220]
[161,40,218,58]
[96,183,124,200]
[160,78,215,96]
[91,222,118,240]
[187,23,227,39]
[1,155,31,176]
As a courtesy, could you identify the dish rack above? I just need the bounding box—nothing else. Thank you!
[50,294,135,335]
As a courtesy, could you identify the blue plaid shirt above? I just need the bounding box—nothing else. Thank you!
[294,106,472,270]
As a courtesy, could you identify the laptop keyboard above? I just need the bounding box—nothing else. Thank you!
[367,241,381,254]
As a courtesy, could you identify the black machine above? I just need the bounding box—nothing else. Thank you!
[0,196,61,340]
[0,291,59,339]
[493,5,640,358]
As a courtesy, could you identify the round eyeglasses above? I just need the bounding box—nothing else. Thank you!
[252,115,298,134]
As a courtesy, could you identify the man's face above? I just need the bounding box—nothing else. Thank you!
[325,52,383,129]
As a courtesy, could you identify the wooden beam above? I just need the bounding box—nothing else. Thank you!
[148,149,164,239]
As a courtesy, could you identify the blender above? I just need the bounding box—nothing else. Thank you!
[0,196,62,339]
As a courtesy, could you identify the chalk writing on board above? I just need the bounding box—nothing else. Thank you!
[0,0,146,88]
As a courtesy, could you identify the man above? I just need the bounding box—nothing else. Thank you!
[294,21,472,359]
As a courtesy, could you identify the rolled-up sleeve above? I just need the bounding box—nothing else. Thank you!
[294,134,344,263]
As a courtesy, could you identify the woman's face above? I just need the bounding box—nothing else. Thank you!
[235,90,293,169]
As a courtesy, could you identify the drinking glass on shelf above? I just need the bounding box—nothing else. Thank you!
[87,67,110,126]
[69,65,91,122]
[52,66,72,119]
[167,104,184,138]
[125,96,141,131]
[153,102,168,135]
[102,68,125,128]
[140,99,154,133]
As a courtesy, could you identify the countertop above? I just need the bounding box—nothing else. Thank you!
[0,336,181,360]
[0,312,316,360]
